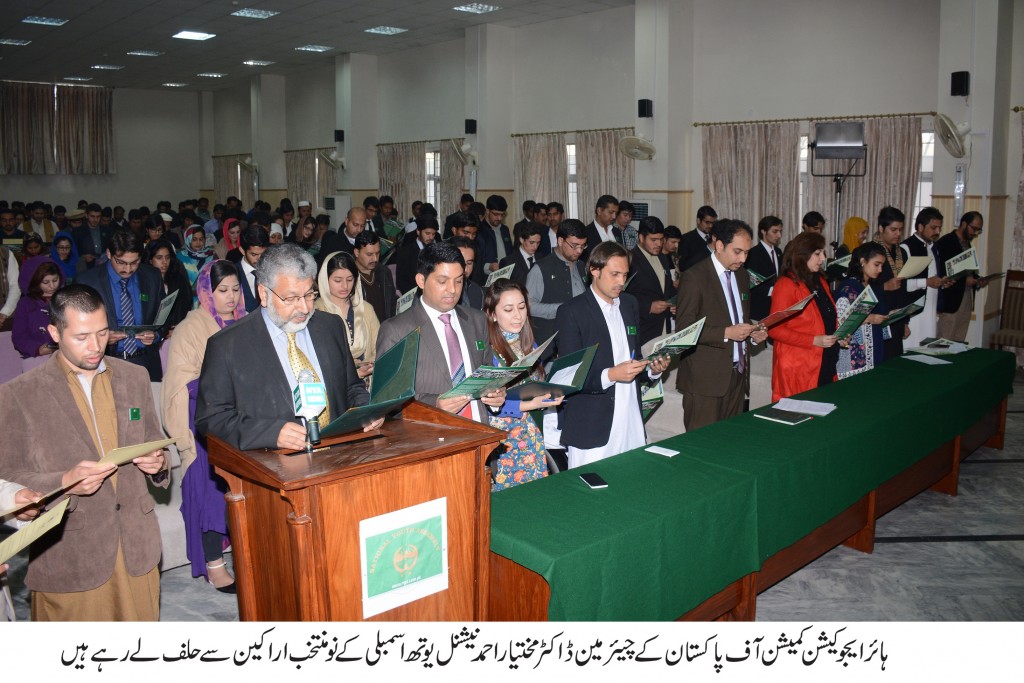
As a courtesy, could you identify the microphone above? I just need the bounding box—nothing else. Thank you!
[293,369,328,447]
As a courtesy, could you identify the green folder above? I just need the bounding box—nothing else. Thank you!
[505,343,599,401]
[834,285,878,338]
[640,380,664,422]
[320,328,420,438]
[439,334,557,400]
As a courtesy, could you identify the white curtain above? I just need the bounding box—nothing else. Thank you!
[212,154,255,208]
[286,148,336,212]
[439,138,466,218]
[1013,113,1024,270]
[54,85,115,174]
[575,128,634,222]
[378,142,426,223]
[701,122,801,242]
[804,117,922,241]
[513,132,568,213]
[0,81,56,174]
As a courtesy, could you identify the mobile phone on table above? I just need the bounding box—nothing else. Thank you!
[579,472,608,489]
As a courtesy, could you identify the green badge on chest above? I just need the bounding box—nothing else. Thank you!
[140,293,149,302]
[476,340,486,351]
[627,325,637,335]
[129,407,141,421]
[741,293,749,301]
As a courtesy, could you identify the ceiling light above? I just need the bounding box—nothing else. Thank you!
[197,72,226,78]
[231,8,280,19]
[295,44,332,52]
[64,76,92,82]
[364,26,407,35]
[163,83,189,87]
[91,64,125,70]
[127,50,163,57]
[173,30,216,41]
[0,39,32,46]
[243,59,275,66]
[22,16,69,26]
[453,4,501,14]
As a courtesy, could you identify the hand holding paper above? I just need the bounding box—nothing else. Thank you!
[61,460,117,496]
[0,498,71,566]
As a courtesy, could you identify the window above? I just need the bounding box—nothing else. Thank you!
[566,143,579,219]
[425,151,441,206]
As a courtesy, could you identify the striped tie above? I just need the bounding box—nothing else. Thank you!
[119,279,138,356]
[286,332,330,428]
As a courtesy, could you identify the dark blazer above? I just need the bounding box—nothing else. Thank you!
[376,301,490,416]
[626,246,674,346]
[234,260,261,312]
[477,223,514,287]
[874,244,909,356]
[394,239,422,294]
[318,230,356,267]
[745,241,782,321]
[0,354,167,592]
[583,222,622,262]
[677,228,713,273]
[498,249,533,287]
[556,289,650,450]
[71,224,115,268]
[195,310,370,451]
[460,279,485,310]
[675,256,751,397]
[76,261,166,381]
[936,231,974,313]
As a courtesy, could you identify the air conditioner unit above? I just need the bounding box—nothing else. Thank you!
[323,194,352,231]
[625,198,668,226]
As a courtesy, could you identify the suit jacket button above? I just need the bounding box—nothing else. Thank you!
[115,503,121,511]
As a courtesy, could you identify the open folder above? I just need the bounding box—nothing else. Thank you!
[645,317,705,361]
[0,497,70,566]
[320,328,421,438]
[439,333,557,400]
[505,343,599,401]
[834,285,879,338]
[754,292,815,329]
[120,289,178,334]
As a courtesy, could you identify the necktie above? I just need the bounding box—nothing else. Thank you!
[119,279,138,356]
[527,256,535,269]
[286,332,330,428]
[770,248,778,275]
[705,231,713,245]
[724,271,745,374]
[439,313,473,419]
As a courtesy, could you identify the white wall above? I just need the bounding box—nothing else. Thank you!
[1,88,201,208]
[213,83,252,155]
[285,62,337,150]
[377,38,466,143]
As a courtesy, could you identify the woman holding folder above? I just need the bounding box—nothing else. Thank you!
[768,231,841,401]
[161,260,246,593]
[484,279,563,491]
[836,243,891,379]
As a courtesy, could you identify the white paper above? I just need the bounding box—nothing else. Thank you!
[485,263,517,287]
[904,354,953,365]
[396,287,417,314]
[774,398,836,416]
[897,255,934,280]
[645,445,678,457]
[548,361,582,387]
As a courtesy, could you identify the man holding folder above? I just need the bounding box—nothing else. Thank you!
[0,284,168,620]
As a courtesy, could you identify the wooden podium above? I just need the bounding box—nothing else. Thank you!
[207,401,504,621]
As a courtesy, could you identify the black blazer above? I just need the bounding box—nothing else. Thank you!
[71,224,115,268]
[75,262,166,381]
[583,222,622,262]
[556,290,650,450]
[460,279,485,310]
[626,246,674,346]
[318,231,356,268]
[499,250,533,287]
[677,228,713,273]
[234,260,261,313]
[195,310,370,451]
[745,241,782,321]
[394,239,422,294]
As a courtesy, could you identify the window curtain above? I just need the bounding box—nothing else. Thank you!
[212,154,255,208]
[804,117,922,241]
[286,148,336,211]
[54,85,115,174]
[701,122,801,243]
[0,81,56,175]
[378,142,426,224]
[439,138,466,218]
[513,133,568,217]
[575,128,634,222]
[1013,112,1024,270]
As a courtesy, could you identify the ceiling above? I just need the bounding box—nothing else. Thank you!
[0,0,634,91]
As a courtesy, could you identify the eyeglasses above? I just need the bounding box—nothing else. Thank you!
[264,286,318,305]
[111,254,141,269]
[563,241,587,252]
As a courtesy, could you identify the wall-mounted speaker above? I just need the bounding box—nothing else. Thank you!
[334,129,345,142]
[951,71,970,97]
[465,119,477,135]
[638,99,653,118]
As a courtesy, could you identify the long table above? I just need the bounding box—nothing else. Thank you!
[488,348,1015,621]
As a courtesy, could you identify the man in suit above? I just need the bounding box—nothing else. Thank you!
[320,206,367,263]
[557,242,670,468]
[477,195,515,287]
[362,196,387,240]
[72,203,115,270]
[500,222,544,287]
[746,215,784,322]
[872,206,911,358]
[443,193,475,239]
[376,241,505,421]
[235,224,269,312]
[75,229,166,381]
[901,207,949,347]
[512,199,535,240]
[450,236,484,310]
[394,215,438,294]
[676,219,767,432]
[936,211,994,341]
[583,194,621,261]
[0,284,168,620]
[353,231,397,322]
[196,243,375,452]
[527,219,589,350]
[676,205,717,273]
[627,216,676,347]
[539,202,564,258]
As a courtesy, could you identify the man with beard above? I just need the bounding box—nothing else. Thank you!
[935,211,994,341]
[353,231,397,322]
[196,243,375,452]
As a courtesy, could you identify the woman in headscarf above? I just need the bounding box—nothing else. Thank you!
[177,225,215,292]
[11,256,63,358]
[49,231,79,282]
[214,217,242,260]
[836,216,870,258]
[161,260,246,593]
[315,251,378,380]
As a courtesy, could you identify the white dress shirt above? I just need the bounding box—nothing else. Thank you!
[592,222,615,243]
[420,298,481,422]
[710,253,743,364]
[240,259,257,297]
[901,235,939,347]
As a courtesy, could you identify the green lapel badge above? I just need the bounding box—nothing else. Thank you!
[476,340,486,351]
[627,325,637,335]
[140,293,149,302]
[129,407,141,421]
[740,293,749,301]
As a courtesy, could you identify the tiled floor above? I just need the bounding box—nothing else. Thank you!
[4,370,1021,622]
